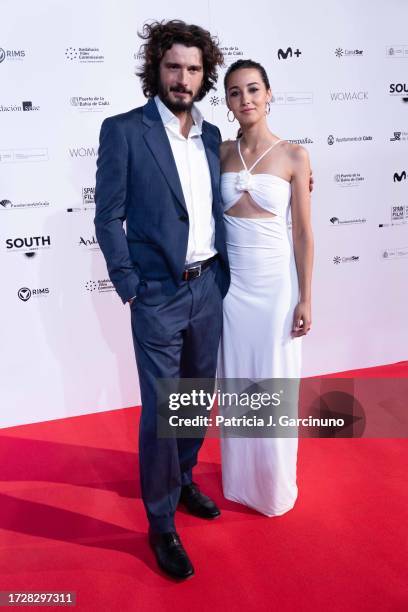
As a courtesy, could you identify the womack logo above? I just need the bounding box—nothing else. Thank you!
[277,47,302,59]
[393,171,407,182]
[69,147,97,158]
[330,91,368,101]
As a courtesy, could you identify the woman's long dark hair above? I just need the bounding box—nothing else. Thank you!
[137,20,224,100]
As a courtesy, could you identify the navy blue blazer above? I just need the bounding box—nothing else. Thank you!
[94,98,230,305]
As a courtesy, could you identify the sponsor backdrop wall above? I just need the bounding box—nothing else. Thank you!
[1,0,407,427]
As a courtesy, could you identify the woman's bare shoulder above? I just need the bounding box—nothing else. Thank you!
[220,139,236,162]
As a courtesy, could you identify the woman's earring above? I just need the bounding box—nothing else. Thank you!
[227,110,235,123]
[266,102,271,115]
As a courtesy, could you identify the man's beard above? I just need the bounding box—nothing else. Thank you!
[157,82,198,113]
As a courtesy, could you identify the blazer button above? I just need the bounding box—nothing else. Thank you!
[179,215,188,222]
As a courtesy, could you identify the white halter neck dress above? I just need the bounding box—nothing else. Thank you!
[218,139,301,516]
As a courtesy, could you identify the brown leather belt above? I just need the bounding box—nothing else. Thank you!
[182,255,218,281]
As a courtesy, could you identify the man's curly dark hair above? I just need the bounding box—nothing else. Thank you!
[137,19,224,100]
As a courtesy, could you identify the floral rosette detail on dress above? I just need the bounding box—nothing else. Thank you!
[235,169,253,192]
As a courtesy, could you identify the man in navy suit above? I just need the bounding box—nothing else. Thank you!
[95,20,229,579]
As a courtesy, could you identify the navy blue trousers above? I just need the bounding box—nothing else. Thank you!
[130,261,223,533]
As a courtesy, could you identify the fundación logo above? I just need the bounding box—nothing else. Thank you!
[65,47,105,63]
[0,101,40,112]
[328,134,373,145]
[393,170,407,182]
[277,47,302,59]
[330,91,368,101]
[0,46,26,63]
[330,216,366,226]
[6,235,51,254]
[0,197,49,211]
[17,286,49,301]
[335,48,363,58]
[333,255,360,265]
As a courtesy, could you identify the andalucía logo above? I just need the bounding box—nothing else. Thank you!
[278,47,302,59]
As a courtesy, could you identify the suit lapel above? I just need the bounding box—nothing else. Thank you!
[201,124,220,206]
[142,99,187,213]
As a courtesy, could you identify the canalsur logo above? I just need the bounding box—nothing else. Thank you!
[333,255,360,264]
[335,48,363,57]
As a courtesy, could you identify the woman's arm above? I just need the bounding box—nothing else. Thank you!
[289,145,314,337]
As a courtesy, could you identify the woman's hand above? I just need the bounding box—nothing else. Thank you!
[292,301,312,337]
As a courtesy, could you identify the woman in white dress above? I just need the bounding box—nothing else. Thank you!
[218,60,314,516]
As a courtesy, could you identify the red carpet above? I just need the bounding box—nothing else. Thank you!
[0,363,407,611]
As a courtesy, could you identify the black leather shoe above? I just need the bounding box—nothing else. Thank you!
[179,482,221,519]
[148,529,194,580]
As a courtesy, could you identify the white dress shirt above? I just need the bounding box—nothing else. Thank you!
[154,95,217,265]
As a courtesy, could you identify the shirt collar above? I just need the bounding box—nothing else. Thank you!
[154,95,203,137]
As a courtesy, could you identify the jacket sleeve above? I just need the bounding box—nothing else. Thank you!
[94,117,140,303]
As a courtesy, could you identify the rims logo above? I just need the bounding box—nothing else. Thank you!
[18,287,31,301]
[0,48,5,63]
